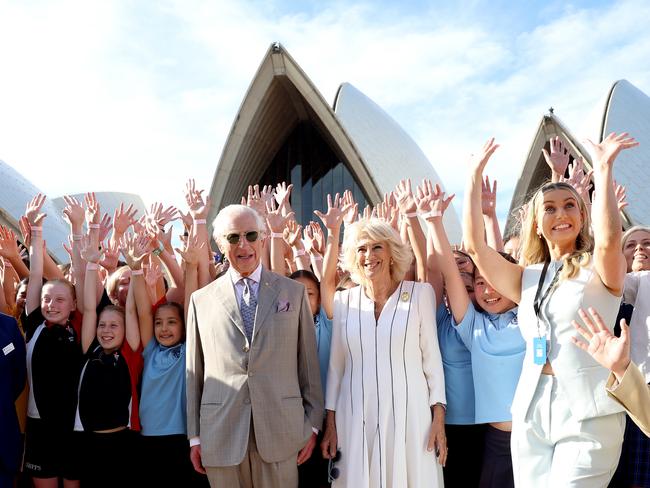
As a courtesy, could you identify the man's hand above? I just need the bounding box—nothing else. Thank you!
[190,445,206,474]
[297,432,317,465]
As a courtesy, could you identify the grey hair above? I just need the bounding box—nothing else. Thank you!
[211,205,266,242]
[622,225,650,249]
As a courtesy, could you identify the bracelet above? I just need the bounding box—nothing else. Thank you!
[88,224,100,229]
[312,256,323,261]
[270,232,284,239]
[86,263,99,270]
[152,245,164,256]
[402,212,418,218]
[294,249,306,257]
[194,219,206,224]
[30,226,42,231]
[131,269,144,276]
[422,210,442,219]
[3,260,13,268]
[72,234,83,241]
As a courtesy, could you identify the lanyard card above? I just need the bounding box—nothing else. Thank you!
[533,337,547,365]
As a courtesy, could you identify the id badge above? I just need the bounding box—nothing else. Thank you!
[533,337,547,365]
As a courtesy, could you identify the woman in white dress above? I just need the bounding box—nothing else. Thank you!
[320,218,446,488]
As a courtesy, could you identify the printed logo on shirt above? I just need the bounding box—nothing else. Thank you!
[2,342,15,355]
[25,462,41,471]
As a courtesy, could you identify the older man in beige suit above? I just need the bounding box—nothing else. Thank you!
[186,204,324,487]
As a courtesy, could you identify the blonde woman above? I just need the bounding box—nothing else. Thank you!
[321,219,446,487]
[463,134,638,487]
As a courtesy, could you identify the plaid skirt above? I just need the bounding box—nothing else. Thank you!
[611,414,650,487]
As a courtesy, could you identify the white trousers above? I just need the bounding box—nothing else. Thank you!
[511,374,624,488]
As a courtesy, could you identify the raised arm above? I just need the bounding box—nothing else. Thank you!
[421,186,469,322]
[0,226,29,279]
[176,235,205,322]
[121,233,153,348]
[25,194,47,316]
[110,203,138,251]
[315,194,351,320]
[80,235,101,354]
[185,179,212,288]
[124,264,140,352]
[265,199,293,276]
[395,179,427,282]
[284,219,309,271]
[481,175,504,252]
[542,136,571,183]
[303,223,324,281]
[586,133,638,295]
[463,139,523,303]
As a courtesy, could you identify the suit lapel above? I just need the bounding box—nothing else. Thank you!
[214,275,246,338]
[253,269,281,341]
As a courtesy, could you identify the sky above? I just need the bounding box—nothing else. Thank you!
[0,0,649,225]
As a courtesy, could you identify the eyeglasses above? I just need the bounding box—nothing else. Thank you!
[328,450,341,483]
[224,231,260,245]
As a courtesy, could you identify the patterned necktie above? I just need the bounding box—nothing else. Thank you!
[240,278,257,343]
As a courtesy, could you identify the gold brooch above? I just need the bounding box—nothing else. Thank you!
[401,292,410,302]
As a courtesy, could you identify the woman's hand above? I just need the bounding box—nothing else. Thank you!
[428,404,447,466]
[25,193,47,227]
[586,132,638,167]
[571,307,631,380]
[321,417,338,459]
[542,136,570,181]
[469,137,499,174]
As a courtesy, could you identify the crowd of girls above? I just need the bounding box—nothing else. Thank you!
[0,131,648,488]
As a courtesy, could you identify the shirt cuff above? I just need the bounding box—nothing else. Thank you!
[189,436,201,447]
[312,427,319,435]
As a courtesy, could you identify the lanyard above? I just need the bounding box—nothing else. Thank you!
[533,260,563,335]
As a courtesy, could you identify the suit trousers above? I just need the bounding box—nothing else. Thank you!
[511,374,625,487]
[206,420,298,488]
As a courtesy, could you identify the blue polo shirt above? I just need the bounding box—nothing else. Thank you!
[436,304,475,424]
[454,303,524,423]
[139,340,186,436]
[315,308,333,399]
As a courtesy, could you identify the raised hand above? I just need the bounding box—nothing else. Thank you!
[175,235,205,266]
[99,240,120,272]
[562,157,593,205]
[19,217,32,247]
[283,219,302,247]
[394,179,417,215]
[144,258,163,289]
[113,203,138,235]
[80,234,102,264]
[542,136,571,179]
[265,199,294,233]
[469,138,499,173]
[260,185,275,208]
[119,233,152,270]
[0,226,20,260]
[99,213,112,242]
[245,184,268,217]
[311,222,325,254]
[418,182,455,221]
[314,193,351,231]
[25,193,47,227]
[613,180,628,211]
[274,182,293,209]
[185,179,211,220]
[84,192,100,225]
[571,307,630,379]
[62,195,85,230]
[586,132,639,167]
[341,190,358,226]
[481,175,497,216]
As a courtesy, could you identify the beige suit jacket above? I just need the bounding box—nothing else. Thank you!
[186,268,324,467]
[606,362,650,437]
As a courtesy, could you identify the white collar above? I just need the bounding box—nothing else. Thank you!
[229,262,263,285]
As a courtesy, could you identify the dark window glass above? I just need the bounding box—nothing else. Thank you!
[260,122,369,225]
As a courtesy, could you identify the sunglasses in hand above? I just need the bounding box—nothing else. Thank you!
[328,449,341,483]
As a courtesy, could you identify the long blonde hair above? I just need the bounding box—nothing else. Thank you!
[520,182,593,281]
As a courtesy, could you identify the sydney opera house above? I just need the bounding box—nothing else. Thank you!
[0,42,648,261]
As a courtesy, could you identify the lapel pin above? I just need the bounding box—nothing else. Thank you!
[401,291,410,302]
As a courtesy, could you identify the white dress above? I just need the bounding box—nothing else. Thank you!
[326,281,446,488]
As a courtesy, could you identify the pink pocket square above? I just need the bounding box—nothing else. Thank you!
[276,300,291,312]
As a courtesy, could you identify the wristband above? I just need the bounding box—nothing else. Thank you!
[3,260,13,268]
[422,210,442,219]
[293,249,306,257]
[152,245,164,256]
[131,269,144,276]
[88,224,100,229]
[86,263,99,270]
[30,226,42,231]
[402,212,418,218]
[194,219,206,224]
[312,255,323,261]
[270,232,284,239]
[72,234,83,241]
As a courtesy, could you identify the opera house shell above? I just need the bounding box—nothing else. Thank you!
[505,79,650,238]
[208,43,461,242]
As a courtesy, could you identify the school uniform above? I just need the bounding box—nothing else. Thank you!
[22,309,83,480]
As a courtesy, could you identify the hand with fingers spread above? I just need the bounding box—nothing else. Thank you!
[613,181,628,211]
[84,192,100,226]
[571,308,630,380]
[313,193,351,232]
[245,184,268,217]
[302,224,318,256]
[560,157,593,205]
[274,181,294,212]
[260,184,275,209]
[185,179,212,221]
[144,258,163,291]
[25,193,47,227]
[99,213,112,242]
[265,200,294,234]
[99,240,120,273]
[0,226,21,260]
[341,190,358,227]
[394,179,417,216]
[113,203,138,236]
[79,235,102,264]
[418,182,455,222]
[310,222,325,255]
[542,136,571,181]
[481,175,498,216]
[586,132,639,167]
[175,235,205,266]
[62,195,85,231]
[283,219,303,248]
[120,233,152,270]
